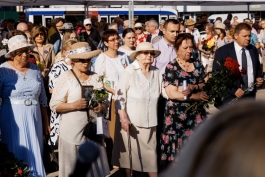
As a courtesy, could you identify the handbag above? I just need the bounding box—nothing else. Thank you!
[70,69,100,142]
[43,135,59,173]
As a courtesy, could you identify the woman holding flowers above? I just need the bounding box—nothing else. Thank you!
[199,23,215,72]
[50,42,110,177]
[159,33,209,169]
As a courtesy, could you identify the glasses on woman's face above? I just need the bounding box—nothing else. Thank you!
[108,37,120,42]
[35,32,44,37]
[141,51,155,56]
[72,59,91,63]
[135,28,142,30]
[15,48,31,56]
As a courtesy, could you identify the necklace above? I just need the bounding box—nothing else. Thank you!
[20,71,27,81]
[177,58,190,71]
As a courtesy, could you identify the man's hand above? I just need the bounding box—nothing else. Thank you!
[235,88,245,98]
[256,77,263,87]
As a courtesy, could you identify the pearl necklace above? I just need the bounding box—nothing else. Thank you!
[177,58,190,71]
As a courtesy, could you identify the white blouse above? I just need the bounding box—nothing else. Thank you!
[115,60,167,128]
[93,53,129,96]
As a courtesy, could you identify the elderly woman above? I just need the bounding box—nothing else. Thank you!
[159,33,209,169]
[50,42,110,177]
[48,39,77,147]
[118,28,136,63]
[134,23,148,46]
[0,35,49,176]
[112,42,166,177]
[94,29,129,142]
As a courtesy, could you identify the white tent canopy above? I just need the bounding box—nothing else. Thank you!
[0,0,264,6]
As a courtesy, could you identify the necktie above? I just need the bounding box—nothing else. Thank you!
[241,48,248,89]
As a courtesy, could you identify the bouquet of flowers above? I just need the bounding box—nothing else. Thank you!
[0,143,31,177]
[201,36,216,52]
[90,89,109,107]
[76,27,86,42]
[186,57,243,112]
[0,39,8,50]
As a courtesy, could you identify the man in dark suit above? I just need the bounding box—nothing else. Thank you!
[146,20,163,43]
[213,23,263,108]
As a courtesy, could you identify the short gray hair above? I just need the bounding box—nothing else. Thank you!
[123,20,129,27]
[149,20,158,28]
[108,23,118,29]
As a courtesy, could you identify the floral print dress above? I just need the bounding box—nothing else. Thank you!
[160,59,207,163]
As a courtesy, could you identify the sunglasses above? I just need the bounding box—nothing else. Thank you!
[85,24,91,26]
[108,37,120,42]
[72,59,91,63]
[135,28,142,30]
[15,48,31,56]
[141,51,155,56]
[35,32,44,37]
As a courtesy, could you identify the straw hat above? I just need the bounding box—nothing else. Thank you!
[185,19,196,26]
[68,42,101,59]
[134,22,143,28]
[62,22,75,30]
[130,42,161,61]
[5,35,34,58]
[215,22,225,30]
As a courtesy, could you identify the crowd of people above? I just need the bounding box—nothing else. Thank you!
[0,11,264,177]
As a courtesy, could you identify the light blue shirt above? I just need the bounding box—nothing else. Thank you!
[152,37,177,75]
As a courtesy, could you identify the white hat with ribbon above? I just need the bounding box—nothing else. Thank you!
[68,42,101,59]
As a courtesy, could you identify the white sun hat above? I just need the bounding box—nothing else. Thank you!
[5,35,34,58]
[129,42,161,61]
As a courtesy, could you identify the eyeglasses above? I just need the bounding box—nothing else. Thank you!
[15,48,31,56]
[72,59,91,63]
[35,32,44,37]
[108,37,120,42]
[141,51,156,56]
[135,28,142,30]
[85,24,91,26]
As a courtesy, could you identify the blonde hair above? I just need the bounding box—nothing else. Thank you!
[162,100,265,177]
[62,30,77,44]
[61,39,77,57]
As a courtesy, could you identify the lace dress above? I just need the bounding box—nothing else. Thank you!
[0,62,47,177]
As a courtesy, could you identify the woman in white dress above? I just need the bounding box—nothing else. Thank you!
[50,42,110,177]
[199,23,215,72]
[118,28,136,63]
[93,29,130,162]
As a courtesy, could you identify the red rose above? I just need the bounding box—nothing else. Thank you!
[241,67,247,74]
[17,170,23,175]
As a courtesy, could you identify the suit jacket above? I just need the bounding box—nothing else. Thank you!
[212,42,262,108]
[146,29,163,43]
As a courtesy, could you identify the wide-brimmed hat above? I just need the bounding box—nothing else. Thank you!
[62,22,75,30]
[5,35,34,58]
[215,22,225,30]
[84,19,92,25]
[134,23,143,28]
[130,42,161,61]
[185,19,196,26]
[68,42,101,59]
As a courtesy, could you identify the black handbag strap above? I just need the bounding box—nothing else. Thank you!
[71,69,82,86]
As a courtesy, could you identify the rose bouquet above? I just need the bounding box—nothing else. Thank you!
[76,27,86,42]
[0,143,31,177]
[201,36,216,52]
[186,57,243,112]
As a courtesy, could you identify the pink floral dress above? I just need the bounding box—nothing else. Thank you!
[159,59,207,164]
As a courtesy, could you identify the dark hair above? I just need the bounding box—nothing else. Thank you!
[201,14,208,18]
[31,26,48,45]
[174,33,195,51]
[56,17,65,24]
[122,28,135,38]
[102,29,119,43]
[234,23,252,34]
[18,12,26,16]
[8,29,26,39]
[164,19,180,30]
[7,18,15,24]
[218,29,226,40]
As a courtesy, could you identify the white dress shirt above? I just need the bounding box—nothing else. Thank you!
[115,60,167,128]
[234,41,254,89]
